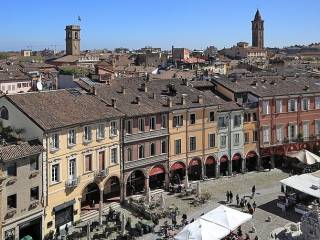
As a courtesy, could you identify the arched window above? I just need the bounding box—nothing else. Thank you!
[138,145,145,159]
[150,143,156,156]
[0,107,8,120]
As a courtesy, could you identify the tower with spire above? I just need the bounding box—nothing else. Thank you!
[252,9,264,49]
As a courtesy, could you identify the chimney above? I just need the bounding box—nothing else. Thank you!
[141,83,147,92]
[198,95,204,104]
[111,98,117,108]
[167,97,173,107]
[136,96,141,105]
[121,85,126,94]
[181,93,187,105]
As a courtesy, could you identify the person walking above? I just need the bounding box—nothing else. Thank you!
[253,201,257,212]
[230,191,233,203]
[252,185,256,197]
[226,191,230,203]
[236,194,240,206]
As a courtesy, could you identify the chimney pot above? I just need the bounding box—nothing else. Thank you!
[141,83,147,92]
[181,93,187,105]
[121,85,126,94]
[167,97,173,107]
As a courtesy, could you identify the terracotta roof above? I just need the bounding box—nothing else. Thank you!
[6,89,124,131]
[0,140,44,162]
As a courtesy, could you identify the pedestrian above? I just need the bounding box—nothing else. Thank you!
[252,185,256,197]
[226,191,230,202]
[253,201,257,212]
[236,194,240,206]
[65,224,69,236]
[244,233,250,240]
[172,215,177,227]
[281,184,285,193]
[190,218,195,223]
[254,236,259,240]
[230,191,233,203]
[237,226,242,236]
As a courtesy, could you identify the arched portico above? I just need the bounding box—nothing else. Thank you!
[103,176,120,202]
[170,161,186,184]
[232,153,243,173]
[81,182,100,210]
[205,156,216,178]
[220,155,229,176]
[188,157,202,181]
[126,170,145,196]
[149,165,166,190]
[246,151,258,171]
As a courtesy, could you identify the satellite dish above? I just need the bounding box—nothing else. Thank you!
[36,81,43,91]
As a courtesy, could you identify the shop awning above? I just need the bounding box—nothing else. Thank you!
[171,162,185,171]
[149,166,165,176]
[220,156,228,162]
[53,199,75,212]
[206,157,215,165]
[190,159,201,166]
[232,155,241,161]
[246,152,257,158]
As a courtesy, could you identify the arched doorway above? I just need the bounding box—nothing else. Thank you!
[246,151,258,171]
[103,176,120,202]
[126,170,145,196]
[188,157,202,181]
[220,155,228,176]
[170,162,186,184]
[149,165,166,190]
[232,153,242,173]
[205,156,216,178]
[81,182,100,209]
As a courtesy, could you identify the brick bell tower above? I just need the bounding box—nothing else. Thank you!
[252,9,264,49]
[65,25,80,56]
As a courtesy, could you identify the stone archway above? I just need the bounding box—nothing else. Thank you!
[149,165,166,190]
[205,156,216,178]
[170,161,186,184]
[81,182,100,210]
[188,157,202,181]
[103,176,120,202]
[126,170,145,196]
[246,151,258,171]
[232,153,243,173]
[220,155,229,176]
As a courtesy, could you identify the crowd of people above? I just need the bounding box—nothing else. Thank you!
[226,185,257,215]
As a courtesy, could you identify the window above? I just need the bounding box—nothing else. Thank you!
[0,106,9,120]
[98,151,105,170]
[127,148,132,162]
[173,115,183,127]
[316,120,320,136]
[161,140,167,153]
[189,136,196,151]
[303,122,309,139]
[253,130,258,142]
[302,98,309,111]
[7,194,16,209]
[288,124,297,140]
[209,133,215,148]
[138,145,144,159]
[263,126,270,144]
[51,133,59,150]
[234,115,241,127]
[68,129,76,145]
[220,135,226,148]
[244,113,251,122]
[161,114,167,128]
[110,121,118,136]
[150,116,156,130]
[276,99,282,113]
[262,100,269,115]
[51,164,59,183]
[84,126,92,142]
[175,139,181,154]
[209,112,215,122]
[85,154,92,172]
[239,131,247,144]
[75,32,79,39]
[276,126,283,143]
[234,133,240,146]
[30,157,39,171]
[288,99,297,112]
[189,113,196,125]
[126,119,132,134]
[97,124,105,139]
[30,186,39,201]
[138,118,145,132]
[7,163,17,177]
[150,143,156,156]
[252,113,257,121]
[69,158,76,179]
[316,97,320,109]
[218,116,227,128]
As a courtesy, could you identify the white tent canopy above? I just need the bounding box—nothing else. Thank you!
[175,218,230,240]
[175,205,252,240]
[280,172,320,198]
[201,205,252,231]
[287,149,320,165]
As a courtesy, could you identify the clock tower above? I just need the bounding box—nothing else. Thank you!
[65,25,80,56]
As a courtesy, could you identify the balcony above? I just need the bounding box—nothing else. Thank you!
[65,177,80,188]
[124,153,168,171]
[6,176,17,186]
[94,169,109,180]
[124,128,168,143]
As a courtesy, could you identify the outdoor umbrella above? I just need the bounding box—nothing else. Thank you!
[201,205,252,231]
[174,218,230,240]
[287,149,320,165]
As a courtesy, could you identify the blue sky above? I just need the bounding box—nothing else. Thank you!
[0,0,319,51]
